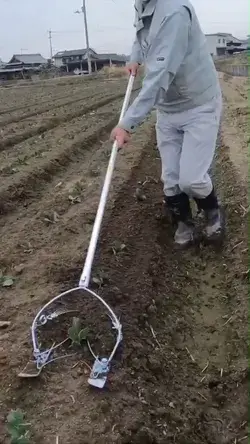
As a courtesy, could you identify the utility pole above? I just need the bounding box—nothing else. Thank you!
[82,0,92,74]
[48,29,53,60]
[75,0,92,74]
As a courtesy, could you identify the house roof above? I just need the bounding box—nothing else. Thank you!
[53,49,127,62]
[53,48,97,58]
[97,53,128,62]
[10,53,47,64]
[205,33,232,37]
[205,33,246,44]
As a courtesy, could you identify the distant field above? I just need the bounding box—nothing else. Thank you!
[216,51,249,66]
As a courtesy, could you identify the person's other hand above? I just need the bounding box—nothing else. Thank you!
[126,62,140,76]
[110,127,131,148]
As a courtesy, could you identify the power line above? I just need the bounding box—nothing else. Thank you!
[49,25,133,35]
[48,20,247,38]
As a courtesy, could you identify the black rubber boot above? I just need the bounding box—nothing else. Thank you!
[165,193,194,248]
[194,189,225,244]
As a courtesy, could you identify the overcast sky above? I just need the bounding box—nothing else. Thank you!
[0,0,248,61]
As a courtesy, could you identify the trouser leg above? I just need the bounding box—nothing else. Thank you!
[178,94,224,241]
[156,110,182,198]
[178,94,222,199]
[156,111,194,247]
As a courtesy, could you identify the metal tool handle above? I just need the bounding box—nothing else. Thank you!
[79,75,135,287]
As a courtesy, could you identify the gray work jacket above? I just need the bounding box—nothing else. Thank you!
[120,0,221,132]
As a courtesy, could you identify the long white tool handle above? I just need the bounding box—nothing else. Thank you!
[79,75,135,288]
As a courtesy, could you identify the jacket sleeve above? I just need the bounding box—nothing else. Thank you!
[119,7,191,132]
[130,36,143,64]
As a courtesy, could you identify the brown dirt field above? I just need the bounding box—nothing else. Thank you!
[0,79,134,149]
[0,73,247,444]
[0,77,130,120]
[0,75,111,112]
[218,72,249,182]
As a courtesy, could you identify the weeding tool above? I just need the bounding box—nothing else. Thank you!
[18,75,135,388]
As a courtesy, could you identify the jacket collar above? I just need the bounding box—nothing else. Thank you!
[134,0,157,32]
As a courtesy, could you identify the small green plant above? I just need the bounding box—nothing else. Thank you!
[111,241,126,256]
[71,181,84,196]
[0,271,15,288]
[68,317,89,346]
[92,270,109,288]
[43,210,60,224]
[68,195,81,204]
[68,181,85,204]
[16,156,29,166]
[103,148,111,159]
[7,409,30,444]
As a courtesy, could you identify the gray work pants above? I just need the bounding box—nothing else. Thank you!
[155,94,222,198]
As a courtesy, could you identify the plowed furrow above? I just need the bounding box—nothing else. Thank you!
[0,94,137,176]
[0,76,105,112]
[0,118,152,270]
[0,85,95,116]
[0,89,133,151]
[0,87,115,126]
[0,94,138,217]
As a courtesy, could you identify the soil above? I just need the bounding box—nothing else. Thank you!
[0,80,132,149]
[0,73,248,444]
[218,72,249,182]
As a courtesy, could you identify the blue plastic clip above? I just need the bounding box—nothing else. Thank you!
[88,357,110,388]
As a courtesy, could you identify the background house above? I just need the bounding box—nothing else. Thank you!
[206,33,248,57]
[53,48,99,72]
[226,40,248,54]
[7,53,48,68]
[97,53,129,67]
[0,53,48,80]
[53,48,128,73]
[226,35,249,54]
